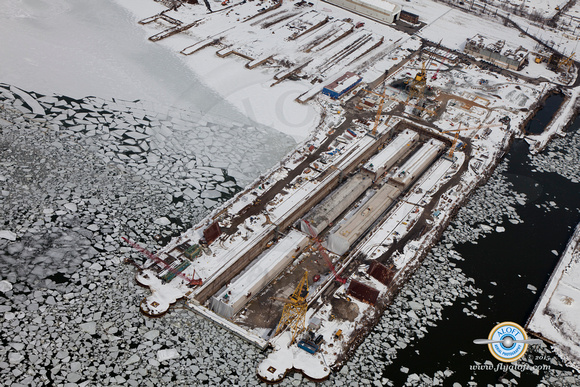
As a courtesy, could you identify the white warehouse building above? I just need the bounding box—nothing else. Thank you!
[324,0,402,24]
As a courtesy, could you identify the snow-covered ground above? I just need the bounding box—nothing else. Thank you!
[528,222,580,371]
[0,0,252,123]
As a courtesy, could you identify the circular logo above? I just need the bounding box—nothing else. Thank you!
[488,322,529,362]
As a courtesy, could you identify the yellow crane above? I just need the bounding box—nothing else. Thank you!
[362,87,434,136]
[442,123,502,158]
[559,52,575,73]
[272,271,309,344]
[370,83,388,137]
[406,60,428,103]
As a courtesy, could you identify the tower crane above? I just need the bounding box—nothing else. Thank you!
[272,270,309,344]
[406,60,428,103]
[442,123,503,158]
[559,52,575,73]
[122,237,203,286]
[431,48,451,80]
[302,220,346,284]
[362,87,434,129]
[364,72,389,137]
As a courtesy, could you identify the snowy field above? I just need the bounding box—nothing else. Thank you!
[0,0,248,123]
[528,222,580,371]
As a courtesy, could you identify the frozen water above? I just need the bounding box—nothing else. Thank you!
[0,280,12,292]
[0,0,255,125]
[0,230,16,241]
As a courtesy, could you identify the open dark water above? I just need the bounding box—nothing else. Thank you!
[524,93,565,135]
[382,118,580,384]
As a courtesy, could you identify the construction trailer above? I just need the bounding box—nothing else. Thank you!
[399,10,419,24]
[347,279,380,304]
[210,229,309,319]
[368,261,395,285]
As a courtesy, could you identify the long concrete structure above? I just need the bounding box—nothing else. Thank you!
[210,229,309,319]
[194,122,397,304]
[300,172,373,236]
[326,138,445,255]
[323,0,401,24]
[194,225,277,304]
[326,184,401,255]
[362,129,419,180]
[301,129,419,236]
[389,138,445,187]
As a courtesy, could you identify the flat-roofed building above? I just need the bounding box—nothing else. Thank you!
[324,0,402,24]
[464,34,528,71]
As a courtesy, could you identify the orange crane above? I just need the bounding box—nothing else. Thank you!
[363,79,389,137]
[302,220,346,284]
[122,237,203,286]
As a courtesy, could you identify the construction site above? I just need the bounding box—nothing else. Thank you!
[119,0,578,382]
[122,43,519,380]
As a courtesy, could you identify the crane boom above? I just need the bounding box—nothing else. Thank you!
[273,271,309,344]
[122,237,202,286]
[303,220,346,284]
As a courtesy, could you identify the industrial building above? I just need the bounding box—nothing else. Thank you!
[322,72,362,99]
[300,172,373,236]
[326,183,401,255]
[399,10,419,24]
[464,34,529,70]
[300,129,419,237]
[323,0,401,24]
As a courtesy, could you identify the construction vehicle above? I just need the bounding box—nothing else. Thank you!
[122,237,203,286]
[272,271,309,344]
[297,338,320,354]
[303,220,346,284]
